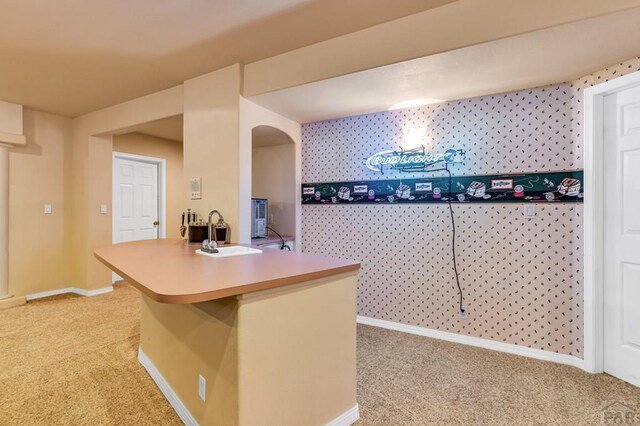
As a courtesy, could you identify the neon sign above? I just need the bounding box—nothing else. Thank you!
[365,147,465,173]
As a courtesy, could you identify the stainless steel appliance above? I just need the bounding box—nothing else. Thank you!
[251,198,268,238]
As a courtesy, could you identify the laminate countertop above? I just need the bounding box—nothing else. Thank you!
[94,239,360,304]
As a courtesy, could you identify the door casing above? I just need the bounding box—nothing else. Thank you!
[583,69,640,374]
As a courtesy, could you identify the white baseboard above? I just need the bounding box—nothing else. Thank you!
[72,286,114,297]
[326,404,360,426]
[138,347,198,426]
[357,315,585,371]
[25,285,113,301]
[139,345,359,426]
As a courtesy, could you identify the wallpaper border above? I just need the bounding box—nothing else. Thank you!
[302,170,584,204]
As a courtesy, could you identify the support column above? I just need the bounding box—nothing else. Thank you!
[0,142,24,309]
[0,143,10,301]
[0,100,27,308]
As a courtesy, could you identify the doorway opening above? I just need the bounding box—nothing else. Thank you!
[110,114,184,282]
[251,125,296,249]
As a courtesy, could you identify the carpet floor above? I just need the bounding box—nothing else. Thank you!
[0,284,638,425]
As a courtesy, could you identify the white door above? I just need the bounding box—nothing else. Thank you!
[603,86,640,387]
[113,156,159,244]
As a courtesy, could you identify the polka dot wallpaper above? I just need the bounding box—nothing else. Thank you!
[303,84,578,183]
[301,58,640,357]
[303,204,582,354]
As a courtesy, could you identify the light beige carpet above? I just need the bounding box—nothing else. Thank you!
[0,285,180,425]
[1,284,638,425]
[357,326,640,425]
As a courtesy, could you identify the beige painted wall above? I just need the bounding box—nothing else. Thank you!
[139,272,358,425]
[69,65,242,290]
[183,65,242,242]
[140,295,239,425]
[65,67,286,290]
[87,135,114,289]
[9,109,71,296]
[236,273,357,425]
[251,144,295,236]
[113,132,184,239]
[70,85,183,290]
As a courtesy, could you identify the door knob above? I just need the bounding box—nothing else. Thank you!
[153,220,159,226]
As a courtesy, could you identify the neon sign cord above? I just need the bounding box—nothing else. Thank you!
[445,164,465,315]
[426,164,465,314]
[266,226,291,251]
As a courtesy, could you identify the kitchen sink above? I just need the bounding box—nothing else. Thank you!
[195,246,262,258]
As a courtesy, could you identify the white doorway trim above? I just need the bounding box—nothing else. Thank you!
[112,151,167,240]
[583,69,640,373]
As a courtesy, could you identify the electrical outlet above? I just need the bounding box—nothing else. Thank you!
[44,204,52,214]
[100,204,108,214]
[459,305,468,319]
[198,374,206,401]
[523,204,536,218]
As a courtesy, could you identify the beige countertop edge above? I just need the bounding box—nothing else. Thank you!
[94,245,360,304]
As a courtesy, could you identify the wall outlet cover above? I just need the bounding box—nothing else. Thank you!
[524,204,536,218]
[100,204,108,215]
[44,204,52,214]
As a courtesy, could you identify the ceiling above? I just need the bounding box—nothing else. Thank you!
[0,0,452,117]
[248,7,640,123]
[130,115,184,142]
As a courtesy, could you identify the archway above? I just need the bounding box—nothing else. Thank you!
[250,125,296,245]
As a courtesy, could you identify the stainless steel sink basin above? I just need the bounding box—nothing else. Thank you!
[195,246,262,258]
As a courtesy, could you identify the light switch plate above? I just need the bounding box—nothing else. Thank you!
[524,204,535,218]
[100,204,108,215]
[44,204,52,214]
[190,178,202,200]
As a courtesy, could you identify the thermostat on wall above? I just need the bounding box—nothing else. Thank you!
[190,178,202,200]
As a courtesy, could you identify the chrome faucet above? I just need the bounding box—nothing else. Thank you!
[202,210,224,253]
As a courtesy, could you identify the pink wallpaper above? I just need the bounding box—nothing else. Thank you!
[301,57,640,357]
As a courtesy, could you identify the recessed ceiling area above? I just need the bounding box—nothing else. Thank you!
[0,0,452,117]
[248,7,640,123]
[115,115,183,142]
